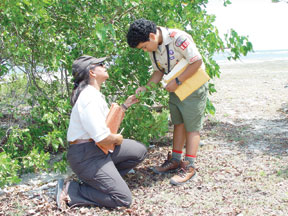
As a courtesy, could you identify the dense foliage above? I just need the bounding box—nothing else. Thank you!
[0,0,253,187]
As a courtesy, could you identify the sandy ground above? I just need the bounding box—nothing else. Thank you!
[0,60,288,216]
[209,60,288,153]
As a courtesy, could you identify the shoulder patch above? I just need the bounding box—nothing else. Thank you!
[170,31,177,38]
[180,41,190,50]
[175,35,187,47]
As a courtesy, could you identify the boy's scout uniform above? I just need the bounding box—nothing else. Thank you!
[148,27,208,132]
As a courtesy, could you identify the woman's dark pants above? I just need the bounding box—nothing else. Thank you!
[67,139,147,208]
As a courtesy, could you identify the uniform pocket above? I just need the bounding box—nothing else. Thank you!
[196,83,208,99]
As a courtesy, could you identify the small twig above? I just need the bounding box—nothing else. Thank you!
[64,69,70,97]
[0,127,12,147]
[113,5,139,23]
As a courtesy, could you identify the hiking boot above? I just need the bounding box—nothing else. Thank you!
[170,160,196,185]
[152,151,180,174]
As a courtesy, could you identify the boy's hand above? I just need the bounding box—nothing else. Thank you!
[135,86,147,94]
[165,79,178,92]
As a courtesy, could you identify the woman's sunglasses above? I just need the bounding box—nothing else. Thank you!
[95,62,110,68]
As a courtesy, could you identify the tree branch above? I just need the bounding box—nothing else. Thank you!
[112,5,139,23]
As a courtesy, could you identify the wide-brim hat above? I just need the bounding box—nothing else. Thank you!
[72,55,107,76]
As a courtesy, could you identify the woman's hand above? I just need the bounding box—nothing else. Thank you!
[97,133,123,146]
[124,95,139,108]
[114,134,123,145]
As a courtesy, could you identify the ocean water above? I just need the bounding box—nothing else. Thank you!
[213,49,288,65]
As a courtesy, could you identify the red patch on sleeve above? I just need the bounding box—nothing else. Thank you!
[180,41,190,50]
[170,31,177,38]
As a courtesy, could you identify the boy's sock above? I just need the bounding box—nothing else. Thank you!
[185,154,196,167]
[172,149,182,162]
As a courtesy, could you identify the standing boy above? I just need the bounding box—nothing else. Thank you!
[126,18,208,185]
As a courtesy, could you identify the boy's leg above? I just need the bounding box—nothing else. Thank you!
[185,131,200,166]
[170,131,198,185]
[170,84,207,185]
[153,92,189,174]
[152,123,185,174]
[172,123,186,161]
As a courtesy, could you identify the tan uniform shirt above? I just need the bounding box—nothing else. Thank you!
[148,27,204,75]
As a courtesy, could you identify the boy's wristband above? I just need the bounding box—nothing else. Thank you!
[175,77,182,86]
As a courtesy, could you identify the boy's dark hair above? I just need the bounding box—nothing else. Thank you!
[127,18,157,48]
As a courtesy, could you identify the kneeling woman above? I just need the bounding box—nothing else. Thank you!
[56,55,147,209]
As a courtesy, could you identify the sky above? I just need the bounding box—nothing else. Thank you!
[206,0,288,50]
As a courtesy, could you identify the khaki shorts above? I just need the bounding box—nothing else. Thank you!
[169,83,208,132]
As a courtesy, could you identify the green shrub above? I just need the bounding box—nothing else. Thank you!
[121,84,169,146]
[22,148,50,173]
[53,152,68,173]
[0,85,70,187]
[122,105,169,146]
[0,152,21,187]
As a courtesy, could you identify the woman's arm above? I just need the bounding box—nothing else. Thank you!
[97,133,123,146]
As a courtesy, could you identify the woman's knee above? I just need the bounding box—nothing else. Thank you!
[112,190,132,207]
[135,141,148,161]
[125,139,147,160]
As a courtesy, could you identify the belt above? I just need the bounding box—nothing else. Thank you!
[69,138,93,145]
